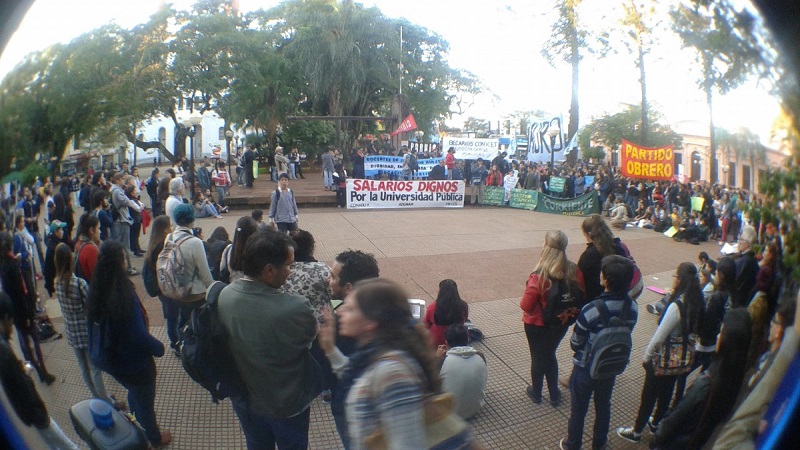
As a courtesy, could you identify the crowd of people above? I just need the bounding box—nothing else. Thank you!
[0,153,797,450]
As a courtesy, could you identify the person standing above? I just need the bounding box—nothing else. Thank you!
[211,162,231,207]
[428,158,446,180]
[243,146,255,188]
[351,147,365,179]
[109,172,141,276]
[469,158,488,205]
[236,151,245,186]
[322,148,335,191]
[167,204,214,329]
[445,147,456,180]
[195,160,212,195]
[268,173,299,234]
[561,255,638,450]
[521,230,585,407]
[218,230,321,449]
[21,187,46,271]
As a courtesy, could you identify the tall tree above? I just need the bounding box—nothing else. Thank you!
[578,104,683,154]
[671,0,766,183]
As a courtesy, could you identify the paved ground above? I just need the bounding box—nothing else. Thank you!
[8,179,725,449]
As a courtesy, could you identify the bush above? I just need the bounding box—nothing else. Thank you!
[20,163,49,186]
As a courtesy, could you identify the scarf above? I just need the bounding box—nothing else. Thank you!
[331,341,380,417]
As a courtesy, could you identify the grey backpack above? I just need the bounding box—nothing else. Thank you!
[584,298,634,379]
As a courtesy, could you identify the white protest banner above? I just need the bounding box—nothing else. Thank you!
[441,137,499,160]
[416,157,442,178]
[347,179,465,209]
[526,116,567,163]
[364,156,403,177]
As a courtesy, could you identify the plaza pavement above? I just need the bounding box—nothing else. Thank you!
[11,175,723,449]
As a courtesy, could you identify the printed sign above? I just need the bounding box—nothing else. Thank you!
[549,176,566,193]
[526,116,566,163]
[534,191,600,216]
[441,137,499,160]
[509,188,538,210]
[620,139,674,181]
[346,180,465,209]
[480,186,505,206]
[363,156,443,179]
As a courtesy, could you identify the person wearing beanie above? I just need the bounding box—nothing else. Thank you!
[168,203,214,330]
[165,177,186,228]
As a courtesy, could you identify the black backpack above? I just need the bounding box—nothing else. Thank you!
[583,297,634,380]
[181,281,246,403]
[541,275,586,328]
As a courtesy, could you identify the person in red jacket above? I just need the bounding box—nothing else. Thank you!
[73,214,100,283]
[486,164,503,186]
[520,230,585,406]
[423,279,468,349]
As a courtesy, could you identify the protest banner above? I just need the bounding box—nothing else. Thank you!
[534,190,600,216]
[526,116,567,163]
[481,186,505,206]
[364,156,444,179]
[509,188,538,210]
[549,176,566,193]
[441,137,499,160]
[691,196,704,212]
[346,179,465,209]
[620,139,674,181]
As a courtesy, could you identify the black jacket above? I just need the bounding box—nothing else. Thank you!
[651,373,711,449]
[428,164,446,180]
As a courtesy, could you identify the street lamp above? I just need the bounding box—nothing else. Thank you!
[225,129,234,176]
[722,165,729,186]
[182,110,203,199]
[547,126,560,168]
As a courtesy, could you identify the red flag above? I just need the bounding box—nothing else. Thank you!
[390,114,418,136]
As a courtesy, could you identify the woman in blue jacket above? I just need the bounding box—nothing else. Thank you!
[87,241,171,448]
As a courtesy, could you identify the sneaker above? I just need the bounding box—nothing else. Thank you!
[550,390,561,407]
[646,304,659,315]
[127,268,139,276]
[39,372,56,385]
[525,385,542,404]
[647,418,659,434]
[171,342,182,358]
[559,438,569,450]
[321,389,332,404]
[616,427,642,443]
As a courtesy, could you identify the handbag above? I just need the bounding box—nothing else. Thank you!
[363,354,478,450]
[651,299,696,376]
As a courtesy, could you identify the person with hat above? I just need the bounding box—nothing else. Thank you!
[43,220,67,297]
[169,203,214,328]
[445,147,457,180]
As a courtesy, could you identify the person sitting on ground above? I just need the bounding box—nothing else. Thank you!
[435,323,487,419]
[193,192,223,219]
[203,188,228,214]
[698,251,717,276]
[610,197,629,230]
[673,214,699,243]
[423,279,469,349]
[649,308,752,450]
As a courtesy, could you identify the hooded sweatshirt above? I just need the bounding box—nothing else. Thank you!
[440,346,487,419]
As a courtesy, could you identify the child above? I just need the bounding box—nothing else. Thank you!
[333,163,347,208]
[53,242,125,410]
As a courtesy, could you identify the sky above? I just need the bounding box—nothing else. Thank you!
[0,0,785,143]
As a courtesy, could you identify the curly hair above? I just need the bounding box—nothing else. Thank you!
[433,279,468,326]
[87,241,135,323]
[353,279,441,394]
[334,250,379,288]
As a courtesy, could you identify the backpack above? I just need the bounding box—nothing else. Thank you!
[584,298,634,380]
[181,281,246,403]
[157,232,196,301]
[541,275,586,328]
[273,188,292,203]
[142,256,160,297]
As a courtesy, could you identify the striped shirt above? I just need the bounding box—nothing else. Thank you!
[570,292,638,367]
[54,275,90,349]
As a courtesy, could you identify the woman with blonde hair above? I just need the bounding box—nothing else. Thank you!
[521,230,585,405]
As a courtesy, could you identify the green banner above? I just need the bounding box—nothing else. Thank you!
[549,176,566,193]
[481,186,505,206]
[509,188,538,210]
[535,190,600,216]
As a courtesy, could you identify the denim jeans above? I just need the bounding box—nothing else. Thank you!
[159,295,180,347]
[195,203,220,219]
[73,347,112,404]
[114,364,160,446]
[236,167,244,184]
[277,222,298,234]
[216,186,227,207]
[324,170,333,189]
[564,365,616,450]
[178,299,205,334]
[232,397,311,450]
[111,221,132,270]
[289,163,297,179]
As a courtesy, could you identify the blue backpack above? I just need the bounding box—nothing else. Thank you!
[181,281,246,403]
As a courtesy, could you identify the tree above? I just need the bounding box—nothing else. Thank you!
[671,0,766,183]
[462,117,491,137]
[578,104,683,154]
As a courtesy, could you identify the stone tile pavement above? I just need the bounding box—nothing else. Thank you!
[11,206,721,449]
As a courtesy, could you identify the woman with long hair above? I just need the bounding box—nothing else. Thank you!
[521,230,584,406]
[618,262,705,443]
[205,226,230,281]
[221,216,258,283]
[73,213,100,282]
[54,243,124,409]
[578,214,618,301]
[87,241,170,448]
[0,231,55,384]
[650,309,752,450]
[319,279,475,449]
[423,279,469,349]
[142,215,180,355]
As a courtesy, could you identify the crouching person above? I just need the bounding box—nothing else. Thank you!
[437,324,487,419]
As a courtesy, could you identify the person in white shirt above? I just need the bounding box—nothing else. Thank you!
[436,324,487,419]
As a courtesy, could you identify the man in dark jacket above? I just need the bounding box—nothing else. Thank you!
[428,159,447,180]
[734,226,760,308]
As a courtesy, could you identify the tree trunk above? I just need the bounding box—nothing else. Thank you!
[704,55,717,183]
[568,27,580,143]
[639,42,649,146]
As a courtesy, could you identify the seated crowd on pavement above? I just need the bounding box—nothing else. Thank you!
[0,157,798,450]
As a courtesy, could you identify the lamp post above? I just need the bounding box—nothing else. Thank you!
[182,110,203,200]
[547,126,560,169]
[225,129,234,176]
[722,165,729,186]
